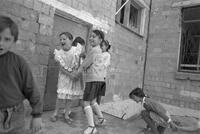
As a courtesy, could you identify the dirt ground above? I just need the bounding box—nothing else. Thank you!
[25,107,200,134]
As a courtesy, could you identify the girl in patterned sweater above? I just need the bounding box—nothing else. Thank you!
[74,30,106,134]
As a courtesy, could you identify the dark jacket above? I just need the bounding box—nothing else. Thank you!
[0,51,42,117]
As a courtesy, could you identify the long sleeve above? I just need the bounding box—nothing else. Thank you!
[79,50,94,70]
[144,98,170,122]
[19,57,42,118]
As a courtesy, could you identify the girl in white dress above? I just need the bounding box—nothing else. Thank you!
[51,32,83,124]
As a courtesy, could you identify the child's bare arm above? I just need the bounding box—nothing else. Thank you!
[60,66,71,75]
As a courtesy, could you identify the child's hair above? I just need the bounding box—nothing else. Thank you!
[101,40,111,52]
[93,29,104,40]
[59,32,73,41]
[0,16,19,42]
[72,36,85,46]
[129,87,146,98]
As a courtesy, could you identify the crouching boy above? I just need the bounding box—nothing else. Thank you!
[129,87,177,134]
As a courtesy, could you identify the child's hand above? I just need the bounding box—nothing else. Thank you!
[71,72,80,80]
[30,117,43,134]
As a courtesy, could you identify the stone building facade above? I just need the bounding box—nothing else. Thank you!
[144,0,200,112]
[0,0,150,118]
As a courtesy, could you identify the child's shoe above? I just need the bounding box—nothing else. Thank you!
[82,126,97,134]
[64,115,73,124]
[95,118,106,126]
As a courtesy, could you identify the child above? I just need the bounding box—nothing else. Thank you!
[129,87,177,134]
[50,32,83,124]
[72,36,86,61]
[74,30,106,134]
[72,37,86,109]
[0,16,43,134]
[96,40,111,105]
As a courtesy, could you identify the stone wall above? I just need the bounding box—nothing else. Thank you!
[144,0,200,110]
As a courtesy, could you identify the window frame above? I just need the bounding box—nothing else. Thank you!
[115,0,148,36]
[178,6,200,73]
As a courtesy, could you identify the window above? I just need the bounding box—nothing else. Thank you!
[179,6,200,72]
[116,0,144,34]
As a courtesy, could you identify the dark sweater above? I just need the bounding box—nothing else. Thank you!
[0,51,42,117]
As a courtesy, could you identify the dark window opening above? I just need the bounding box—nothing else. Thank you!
[129,4,138,28]
[179,6,200,72]
[120,0,126,24]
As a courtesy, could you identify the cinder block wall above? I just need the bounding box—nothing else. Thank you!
[144,0,200,110]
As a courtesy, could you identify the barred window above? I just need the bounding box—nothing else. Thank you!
[179,6,200,72]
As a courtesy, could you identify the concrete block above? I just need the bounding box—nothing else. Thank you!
[65,0,73,6]
[25,41,36,53]
[36,44,50,55]
[30,22,40,33]
[18,30,35,41]
[164,93,174,99]
[24,0,34,9]
[35,34,52,45]
[72,0,79,8]
[39,24,53,36]
[49,6,55,17]
[14,40,25,51]
[29,10,38,21]
[38,13,53,25]
[57,0,65,3]
[80,0,88,5]
[14,40,36,55]
[0,1,6,11]
[41,3,50,15]
[8,0,24,5]
[20,20,39,33]
[77,2,84,10]
[33,0,43,11]
[19,6,32,20]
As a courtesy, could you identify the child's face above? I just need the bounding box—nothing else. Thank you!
[59,34,72,51]
[0,28,14,55]
[89,32,102,47]
[130,94,141,103]
[101,42,107,52]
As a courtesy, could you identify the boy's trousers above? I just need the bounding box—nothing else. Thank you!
[0,103,25,134]
[141,110,166,134]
